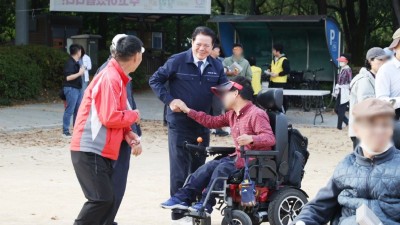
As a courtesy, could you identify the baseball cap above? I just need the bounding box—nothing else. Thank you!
[111,34,127,50]
[388,28,400,49]
[366,47,388,60]
[352,98,395,120]
[112,34,145,54]
[337,56,348,62]
[211,81,243,97]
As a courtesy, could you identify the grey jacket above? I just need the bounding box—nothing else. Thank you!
[293,146,400,225]
[348,68,375,137]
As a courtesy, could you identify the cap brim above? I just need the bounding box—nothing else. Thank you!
[389,38,400,49]
[375,54,389,60]
[141,47,145,54]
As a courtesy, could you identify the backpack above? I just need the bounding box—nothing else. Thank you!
[286,125,309,187]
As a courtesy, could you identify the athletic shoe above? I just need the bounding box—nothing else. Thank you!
[62,132,72,138]
[160,197,189,210]
[188,202,212,216]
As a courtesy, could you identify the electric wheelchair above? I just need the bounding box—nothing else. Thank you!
[173,88,310,225]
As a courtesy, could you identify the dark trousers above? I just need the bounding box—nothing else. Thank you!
[350,137,359,150]
[174,157,236,208]
[269,81,288,112]
[109,141,131,224]
[71,151,115,225]
[168,123,210,196]
[335,94,349,130]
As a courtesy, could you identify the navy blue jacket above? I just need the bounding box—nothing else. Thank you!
[96,58,142,136]
[149,49,228,128]
[293,146,400,225]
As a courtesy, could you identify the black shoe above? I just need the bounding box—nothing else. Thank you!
[215,129,229,137]
[62,132,72,138]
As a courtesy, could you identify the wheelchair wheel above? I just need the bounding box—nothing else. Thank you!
[221,210,252,225]
[192,217,211,225]
[268,188,308,225]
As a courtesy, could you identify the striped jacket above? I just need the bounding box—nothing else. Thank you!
[70,58,139,160]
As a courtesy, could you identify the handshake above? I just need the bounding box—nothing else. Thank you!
[169,99,190,113]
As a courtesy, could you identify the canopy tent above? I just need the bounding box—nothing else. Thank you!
[209,15,341,82]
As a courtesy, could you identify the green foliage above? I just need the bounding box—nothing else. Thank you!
[129,65,149,90]
[0,45,68,104]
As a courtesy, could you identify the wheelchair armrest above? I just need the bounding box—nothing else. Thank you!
[185,143,207,155]
[206,147,236,156]
[242,150,279,158]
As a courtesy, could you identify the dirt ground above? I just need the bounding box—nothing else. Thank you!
[0,121,353,225]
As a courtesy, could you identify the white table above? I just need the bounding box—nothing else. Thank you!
[283,89,331,125]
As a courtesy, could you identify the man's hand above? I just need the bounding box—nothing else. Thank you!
[133,109,141,124]
[270,72,278,77]
[176,101,190,113]
[78,67,85,76]
[131,143,142,157]
[125,131,140,146]
[237,134,253,146]
[169,99,184,112]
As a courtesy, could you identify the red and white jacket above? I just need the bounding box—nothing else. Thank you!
[71,58,139,160]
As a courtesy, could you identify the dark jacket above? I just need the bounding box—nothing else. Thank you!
[293,146,400,225]
[96,58,141,136]
[149,49,228,128]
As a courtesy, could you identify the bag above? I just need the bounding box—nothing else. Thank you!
[59,88,66,100]
[240,157,256,206]
[287,126,309,187]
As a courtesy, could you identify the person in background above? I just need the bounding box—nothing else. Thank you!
[248,56,262,96]
[376,28,400,120]
[62,44,84,137]
[70,35,143,225]
[333,55,352,130]
[268,43,291,111]
[149,26,228,224]
[348,48,388,149]
[210,44,229,137]
[79,46,92,94]
[293,98,400,225]
[160,76,275,215]
[95,34,143,225]
[223,43,252,80]
[210,44,224,63]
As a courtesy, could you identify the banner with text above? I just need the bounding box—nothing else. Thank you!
[50,0,211,14]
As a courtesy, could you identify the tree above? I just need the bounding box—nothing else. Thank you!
[393,0,400,28]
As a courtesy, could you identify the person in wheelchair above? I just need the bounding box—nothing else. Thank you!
[161,76,276,215]
[293,98,400,225]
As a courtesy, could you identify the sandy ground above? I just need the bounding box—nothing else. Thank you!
[0,121,352,225]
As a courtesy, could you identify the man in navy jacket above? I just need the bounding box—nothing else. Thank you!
[149,27,228,205]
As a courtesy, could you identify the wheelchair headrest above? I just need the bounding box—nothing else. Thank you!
[257,88,283,111]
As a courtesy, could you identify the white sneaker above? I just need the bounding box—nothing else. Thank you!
[171,216,192,225]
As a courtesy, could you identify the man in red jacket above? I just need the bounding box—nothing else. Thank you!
[70,35,144,225]
[161,76,275,215]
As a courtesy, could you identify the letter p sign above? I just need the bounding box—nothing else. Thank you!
[330,30,335,45]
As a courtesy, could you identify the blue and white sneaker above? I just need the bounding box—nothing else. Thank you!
[160,197,189,210]
[188,202,212,216]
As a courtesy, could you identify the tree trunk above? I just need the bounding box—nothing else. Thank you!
[215,0,226,15]
[393,0,400,28]
[250,0,256,15]
[345,0,368,66]
[314,0,327,15]
[98,13,108,49]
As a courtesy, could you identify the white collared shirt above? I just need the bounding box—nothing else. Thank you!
[193,54,208,74]
[376,57,400,100]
